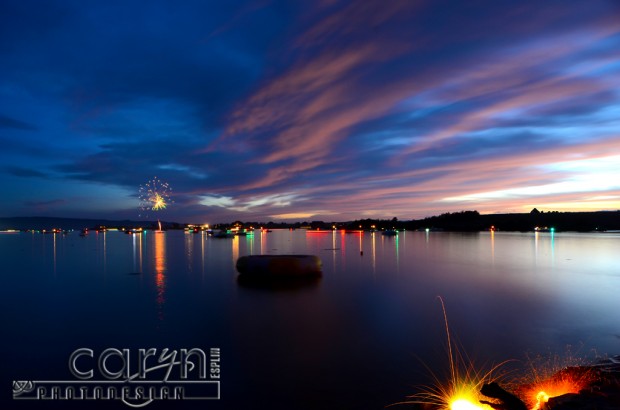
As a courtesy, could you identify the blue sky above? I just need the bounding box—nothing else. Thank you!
[1,0,620,223]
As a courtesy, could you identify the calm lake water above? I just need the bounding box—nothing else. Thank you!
[2,229,619,409]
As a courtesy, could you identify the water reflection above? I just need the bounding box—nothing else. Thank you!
[53,232,57,275]
[550,230,555,267]
[358,231,363,255]
[380,233,400,274]
[232,235,240,267]
[533,231,557,268]
[96,230,108,274]
[132,231,143,273]
[371,232,376,275]
[4,229,620,410]
[395,233,400,272]
[490,230,495,265]
[184,231,194,273]
[201,232,206,275]
[260,230,267,254]
[153,232,166,318]
[247,233,254,254]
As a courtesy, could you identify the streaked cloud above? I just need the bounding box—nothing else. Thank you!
[271,211,333,220]
[1,0,619,221]
[442,155,620,202]
[199,195,236,208]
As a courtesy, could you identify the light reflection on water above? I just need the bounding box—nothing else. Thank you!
[1,229,619,409]
[154,232,166,317]
[132,230,143,273]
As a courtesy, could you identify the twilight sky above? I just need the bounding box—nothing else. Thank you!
[1,0,620,223]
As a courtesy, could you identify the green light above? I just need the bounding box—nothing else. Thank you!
[550,227,555,232]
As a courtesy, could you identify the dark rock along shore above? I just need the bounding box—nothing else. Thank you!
[545,355,620,410]
[484,355,620,410]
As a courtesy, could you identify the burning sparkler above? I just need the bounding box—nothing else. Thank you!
[138,177,172,227]
[393,302,605,410]
[394,297,511,410]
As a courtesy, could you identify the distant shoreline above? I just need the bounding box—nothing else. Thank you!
[1,210,619,233]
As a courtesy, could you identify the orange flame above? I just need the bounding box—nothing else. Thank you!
[516,366,594,410]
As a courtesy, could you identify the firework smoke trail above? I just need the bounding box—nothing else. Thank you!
[138,177,172,219]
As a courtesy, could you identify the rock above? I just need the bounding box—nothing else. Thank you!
[544,360,620,409]
[480,382,528,410]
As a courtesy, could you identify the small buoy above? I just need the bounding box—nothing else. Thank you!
[360,251,364,256]
[236,255,322,277]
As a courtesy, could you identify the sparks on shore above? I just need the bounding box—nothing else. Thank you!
[394,297,511,410]
[513,352,595,410]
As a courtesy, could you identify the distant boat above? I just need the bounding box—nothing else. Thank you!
[213,230,233,238]
[79,229,88,237]
[382,229,398,236]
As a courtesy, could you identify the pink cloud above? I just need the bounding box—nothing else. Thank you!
[201,2,620,219]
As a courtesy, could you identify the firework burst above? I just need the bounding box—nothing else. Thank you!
[138,177,172,218]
